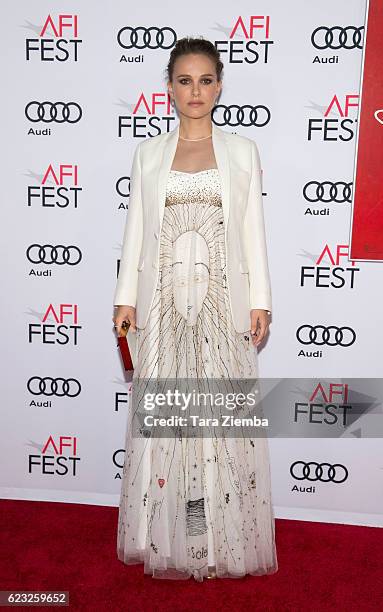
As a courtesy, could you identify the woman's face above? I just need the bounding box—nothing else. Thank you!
[168,53,222,120]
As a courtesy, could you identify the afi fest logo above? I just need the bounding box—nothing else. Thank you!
[214,16,274,64]
[300,244,360,289]
[294,381,352,427]
[29,436,80,475]
[29,304,81,346]
[118,93,175,138]
[308,94,359,141]
[25,14,81,61]
[27,163,82,210]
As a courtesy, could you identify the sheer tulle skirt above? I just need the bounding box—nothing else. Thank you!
[117,422,278,581]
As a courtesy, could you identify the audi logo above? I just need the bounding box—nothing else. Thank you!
[296,325,356,347]
[212,104,271,127]
[116,176,130,198]
[26,244,82,265]
[27,377,81,397]
[25,101,82,123]
[113,449,125,469]
[303,181,353,204]
[117,26,177,49]
[290,461,348,483]
[311,26,364,50]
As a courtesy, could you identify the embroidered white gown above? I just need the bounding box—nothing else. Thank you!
[117,168,278,582]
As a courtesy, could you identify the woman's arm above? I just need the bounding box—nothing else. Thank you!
[113,142,143,307]
[242,140,272,314]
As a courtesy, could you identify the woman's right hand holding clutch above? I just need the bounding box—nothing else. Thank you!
[113,305,137,337]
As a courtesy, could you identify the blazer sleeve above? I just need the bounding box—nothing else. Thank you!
[113,141,143,307]
[242,140,272,313]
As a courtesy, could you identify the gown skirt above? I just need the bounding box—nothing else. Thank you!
[117,168,278,582]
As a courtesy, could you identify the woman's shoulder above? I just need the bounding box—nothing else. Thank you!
[133,126,260,158]
[137,130,169,152]
[130,132,167,161]
[221,130,261,168]
[222,128,259,152]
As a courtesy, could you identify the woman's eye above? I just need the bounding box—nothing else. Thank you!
[178,78,213,85]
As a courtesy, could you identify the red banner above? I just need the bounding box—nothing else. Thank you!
[350,0,383,260]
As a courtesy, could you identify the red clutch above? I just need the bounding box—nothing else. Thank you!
[117,320,134,371]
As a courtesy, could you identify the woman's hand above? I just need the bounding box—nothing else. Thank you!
[250,309,271,347]
[113,305,137,337]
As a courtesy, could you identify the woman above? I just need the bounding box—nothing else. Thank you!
[112,37,278,582]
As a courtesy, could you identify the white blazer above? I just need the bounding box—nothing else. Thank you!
[114,121,272,334]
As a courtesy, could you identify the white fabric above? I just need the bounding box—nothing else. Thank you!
[117,169,278,581]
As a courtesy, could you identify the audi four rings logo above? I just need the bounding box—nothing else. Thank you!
[290,461,348,483]
[311,26,364,50]
[117,26,177,49]
[303,181,353,204]
[26,244,82,265]
[25,101,82,123]
[27,377,81,397]
[212,105,271,127]
[296,325,356,346]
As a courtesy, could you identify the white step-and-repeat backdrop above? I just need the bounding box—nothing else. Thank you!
[1,0,382,527]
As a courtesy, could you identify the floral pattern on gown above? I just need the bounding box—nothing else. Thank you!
[117,168,278,581]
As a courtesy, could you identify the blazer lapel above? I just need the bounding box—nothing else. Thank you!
[156,121,231,233]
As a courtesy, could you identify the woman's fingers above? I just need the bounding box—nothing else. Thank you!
[250,315,269,347]
[112,311,137,335]
[114,320,123,337]
[126,310,136,332]
[253,324,267,346]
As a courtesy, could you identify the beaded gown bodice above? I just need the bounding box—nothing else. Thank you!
[165,168,222,208]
